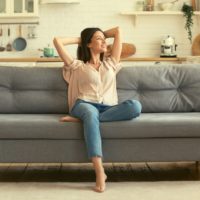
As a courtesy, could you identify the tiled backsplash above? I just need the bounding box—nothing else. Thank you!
[0,0,199,58]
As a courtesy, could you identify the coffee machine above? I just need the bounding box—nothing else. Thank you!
[160,35,178,57]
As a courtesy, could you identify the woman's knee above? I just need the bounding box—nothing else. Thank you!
[124,99,142,118]
[72,102,99,120]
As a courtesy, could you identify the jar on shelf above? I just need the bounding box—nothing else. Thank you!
[146,4,153,11]
[146,0,154,11]
[136,1,145,11]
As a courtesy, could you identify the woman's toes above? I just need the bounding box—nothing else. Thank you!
[94,173,107,193]
[94,186,105,193]
[59,116,80,122]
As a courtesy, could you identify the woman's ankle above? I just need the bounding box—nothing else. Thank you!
[91,156,104,172]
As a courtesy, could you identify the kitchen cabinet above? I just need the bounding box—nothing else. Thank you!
[0,0,38,17]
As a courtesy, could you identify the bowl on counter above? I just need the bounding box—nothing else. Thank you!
[158,2,174,11]
[158,0,178,11]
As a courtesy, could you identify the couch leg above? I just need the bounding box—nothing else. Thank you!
[195,161,199,168]
[195,161,200,178]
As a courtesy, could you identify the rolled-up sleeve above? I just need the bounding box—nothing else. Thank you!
[104,56,122,74]
[63,59,83,70]
[63,59,83,83]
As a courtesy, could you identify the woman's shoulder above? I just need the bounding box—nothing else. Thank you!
[103,56,119,66]
[103,56,122,73]
[63,59,85,70]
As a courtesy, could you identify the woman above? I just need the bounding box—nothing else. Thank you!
[53,27,142,193]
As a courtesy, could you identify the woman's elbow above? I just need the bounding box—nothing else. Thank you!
[53,37,61,48]
[53,37,58,44]
[115,27,121,35]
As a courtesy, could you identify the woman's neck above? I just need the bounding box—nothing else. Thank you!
[89,52,101,65]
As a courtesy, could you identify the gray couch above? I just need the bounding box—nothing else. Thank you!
[0,64,200,163]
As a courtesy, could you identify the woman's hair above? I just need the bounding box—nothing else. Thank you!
[77,27,105,63]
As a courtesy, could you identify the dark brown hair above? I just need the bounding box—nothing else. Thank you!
[77,27,105,63]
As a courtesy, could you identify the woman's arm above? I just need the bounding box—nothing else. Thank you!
[53,37,80,66]
[104,27,122,63]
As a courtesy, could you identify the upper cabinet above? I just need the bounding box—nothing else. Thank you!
[0,0,39,17]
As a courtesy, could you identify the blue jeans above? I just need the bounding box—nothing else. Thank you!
[70,99,142,159]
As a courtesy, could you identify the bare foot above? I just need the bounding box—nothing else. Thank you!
[93,172,107,193]
[59,115,81,122]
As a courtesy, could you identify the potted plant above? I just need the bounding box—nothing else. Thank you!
[181,3,194,43]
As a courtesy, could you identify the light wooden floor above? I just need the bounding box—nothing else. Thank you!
[0,162,199,182]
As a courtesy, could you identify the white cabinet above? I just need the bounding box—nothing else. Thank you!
[0,0,38,17]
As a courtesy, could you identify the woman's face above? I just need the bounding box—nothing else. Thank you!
[88,31,107,53]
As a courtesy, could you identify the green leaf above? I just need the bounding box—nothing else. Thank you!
[181,3,194,43]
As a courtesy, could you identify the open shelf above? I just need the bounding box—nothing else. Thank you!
[120,11,200,16]
[120,11,200,26]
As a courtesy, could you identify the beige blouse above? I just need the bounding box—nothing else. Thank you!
[62,56,122,112]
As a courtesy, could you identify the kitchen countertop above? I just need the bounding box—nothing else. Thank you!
[122,57,186,62]
[0,57,186,62]
[0,57,62,62]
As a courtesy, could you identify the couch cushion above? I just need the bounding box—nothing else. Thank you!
[0,113,200,139]
[0,67,68,114]
[103,112,200,138]
[1,65,200,114]
[117,64,200,112]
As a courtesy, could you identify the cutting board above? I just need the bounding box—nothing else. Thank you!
[106,43,136,58]
[192,34,200,55]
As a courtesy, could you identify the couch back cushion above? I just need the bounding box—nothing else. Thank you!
[0,66,68,114]
[117,64,200,112]
[1,64,200,114]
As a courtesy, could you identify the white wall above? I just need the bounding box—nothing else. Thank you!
[0,0,200,58]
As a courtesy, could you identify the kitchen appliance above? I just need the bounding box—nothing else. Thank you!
[0,26,5,52]
[12,25,27,51]
[160,35,177,57]
[27,26,37,39]
[6,27,12,51]
[38,44,54,57]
